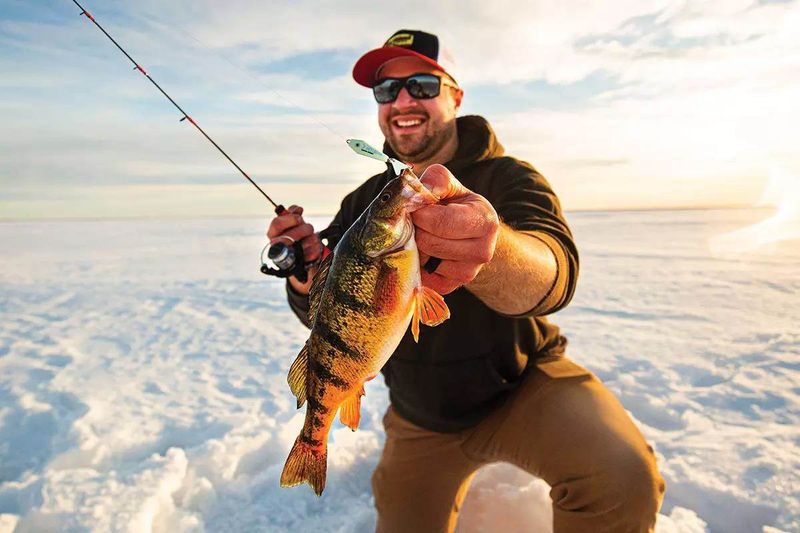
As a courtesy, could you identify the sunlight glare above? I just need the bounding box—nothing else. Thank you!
[709,167,800,255]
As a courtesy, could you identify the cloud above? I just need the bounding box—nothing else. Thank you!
[1,0,799,216]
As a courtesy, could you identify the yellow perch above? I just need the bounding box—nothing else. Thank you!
[280,169,450,496]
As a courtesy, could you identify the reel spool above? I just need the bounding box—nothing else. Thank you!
[260,236,308,283]
[260,225,339,283]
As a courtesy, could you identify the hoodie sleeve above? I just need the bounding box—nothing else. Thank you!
[489,158,580,317]
[285,280,313,328]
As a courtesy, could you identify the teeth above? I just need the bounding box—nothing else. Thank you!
[395,119,422,127]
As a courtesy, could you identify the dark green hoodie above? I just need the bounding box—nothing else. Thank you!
[286,115,579,432]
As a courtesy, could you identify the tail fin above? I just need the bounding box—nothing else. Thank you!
[280,436,328,496]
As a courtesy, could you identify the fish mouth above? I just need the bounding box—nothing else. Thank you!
[400,170,439,209]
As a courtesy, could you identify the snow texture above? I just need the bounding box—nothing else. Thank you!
[0,208,797,532]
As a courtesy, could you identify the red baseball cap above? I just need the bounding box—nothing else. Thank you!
[353,30,457,88]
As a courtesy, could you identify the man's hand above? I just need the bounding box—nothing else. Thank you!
[266,205,322,295]
[412,165,500,294]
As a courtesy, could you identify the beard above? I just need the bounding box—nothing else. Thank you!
[382,114,457,164]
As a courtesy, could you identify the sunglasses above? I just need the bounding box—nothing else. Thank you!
[373,73,458,104]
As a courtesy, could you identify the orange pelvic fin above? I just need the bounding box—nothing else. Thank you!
[339,385,365,431]
[411,286,451,342]
[280,436,327,496]
[287,344,308,408]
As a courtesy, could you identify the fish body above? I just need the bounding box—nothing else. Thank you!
[280,170,450,495]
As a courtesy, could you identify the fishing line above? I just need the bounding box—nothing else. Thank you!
[71,0,288,212]
[70,1,419,278]
[142,15,348,141]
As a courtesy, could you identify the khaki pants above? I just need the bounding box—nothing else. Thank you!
[371,356,666,532]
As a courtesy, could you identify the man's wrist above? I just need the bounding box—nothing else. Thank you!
[466,225,559,315]
[466,224,509,290]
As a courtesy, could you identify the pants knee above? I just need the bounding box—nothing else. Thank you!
[551,442,666,517]
[371,463,386,509]
[614,444,666,515]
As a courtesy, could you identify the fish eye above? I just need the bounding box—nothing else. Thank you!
[380,193,390,203]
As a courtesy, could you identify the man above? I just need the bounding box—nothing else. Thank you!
[267,30,665,533]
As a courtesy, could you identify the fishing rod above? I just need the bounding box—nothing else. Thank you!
[71,1,416,281]
[71,0,284,214]
[72,0,321,280]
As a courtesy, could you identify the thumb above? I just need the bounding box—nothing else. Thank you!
[418,164,469,200]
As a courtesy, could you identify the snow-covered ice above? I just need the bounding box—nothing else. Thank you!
[1,208,797,532]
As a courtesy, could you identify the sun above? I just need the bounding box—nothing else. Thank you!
[709,168,800,255]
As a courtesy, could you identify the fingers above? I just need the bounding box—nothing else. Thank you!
[301,233,323,262]
[267,205,305,238]
[420,258,483,294]
[430,259,483,283]
[425,259,482,283]
[412,201,497,239]
[420,270,464,295]
[267,213,303,238]
[270,221,321,261]
[275,223,314,244]
[411,170,499,295]
[266,204,321,262]
[418,164,470,200]
[415,227,496,264]
[412,166,499,242]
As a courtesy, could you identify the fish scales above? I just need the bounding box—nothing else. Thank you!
[280,172,451,496]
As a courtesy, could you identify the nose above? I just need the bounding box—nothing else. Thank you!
[393,87,418,109]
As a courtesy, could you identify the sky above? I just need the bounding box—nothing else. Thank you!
[1,0,799,218]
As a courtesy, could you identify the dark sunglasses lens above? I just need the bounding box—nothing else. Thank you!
[406,75,441,99]
[373,79,402,103]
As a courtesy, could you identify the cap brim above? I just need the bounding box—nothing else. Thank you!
[352,46,447,87]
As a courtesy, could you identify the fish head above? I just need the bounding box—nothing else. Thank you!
[360,170,439,258]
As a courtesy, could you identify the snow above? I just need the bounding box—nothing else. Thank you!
[0,208,797,532]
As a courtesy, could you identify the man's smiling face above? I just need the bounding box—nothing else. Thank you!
[376,56,462,164]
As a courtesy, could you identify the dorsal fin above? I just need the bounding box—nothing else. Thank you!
[308,251,334,325]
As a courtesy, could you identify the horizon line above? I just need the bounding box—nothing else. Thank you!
[0,203,775,224]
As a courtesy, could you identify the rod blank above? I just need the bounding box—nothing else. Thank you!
[71,0,284,213]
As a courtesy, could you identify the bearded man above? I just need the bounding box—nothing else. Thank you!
[268,29,665,533]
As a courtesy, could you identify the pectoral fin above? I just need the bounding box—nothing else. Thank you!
[339,385,365,431]
[287,344,308,408]
[411,286,451,342]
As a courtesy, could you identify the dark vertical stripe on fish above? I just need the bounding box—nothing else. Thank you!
[315,320,363,360]
[308,355,349,390]
[301,434,323,448]
[330,285,374,315]
[306,395,330,414]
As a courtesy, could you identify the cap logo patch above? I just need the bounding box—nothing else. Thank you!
[385,33,414,47]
